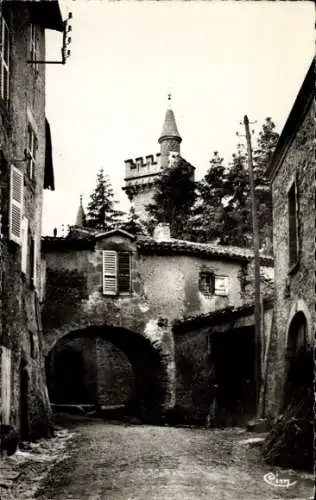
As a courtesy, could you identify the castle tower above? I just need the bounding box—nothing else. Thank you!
[158,95,182,169]
[123,96,183,220]
[75,194,86,226]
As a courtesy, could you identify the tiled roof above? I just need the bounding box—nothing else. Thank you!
[173,297,274,333]
[137,238,274,266]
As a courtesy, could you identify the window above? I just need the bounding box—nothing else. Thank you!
[26,124,37,179]
[214,276,229,296]
[9,165,24,245]
[288,181,298,269]
[199,272,229,297]
[29,23,39,71]
[199,272,214,295]
[102,250,131,295]
[0,14,10,102]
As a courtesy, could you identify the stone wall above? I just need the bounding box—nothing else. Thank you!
[0,4,54,439]
[265,102,315,418]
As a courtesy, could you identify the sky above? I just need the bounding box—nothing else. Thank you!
[42,0,315,236]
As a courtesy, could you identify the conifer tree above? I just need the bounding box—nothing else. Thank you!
[145,157,196,239]
[186,152,225,242]
[86,169,124,230]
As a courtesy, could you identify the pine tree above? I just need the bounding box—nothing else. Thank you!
[253,117,279,251]
[146,156,197,239]
[86,169,124,231]
[221,145,252,247]
[186,152,225,242]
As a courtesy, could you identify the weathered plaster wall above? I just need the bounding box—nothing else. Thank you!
[265,103,315,417]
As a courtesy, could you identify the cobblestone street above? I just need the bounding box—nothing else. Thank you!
[34,416,314,500]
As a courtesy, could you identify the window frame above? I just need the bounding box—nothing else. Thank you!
[287,180,299,271]
[102,250,132,296]
[199,271,215,296]
[0,13,10,103]
[29,23,39,72]
[26,123,38,180]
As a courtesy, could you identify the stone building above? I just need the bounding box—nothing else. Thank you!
[123,98,195,220]
[0,1,65,440]
[41,223,274,425]
[264,58,315,418]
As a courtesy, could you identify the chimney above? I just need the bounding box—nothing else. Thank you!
[153,222,171,242]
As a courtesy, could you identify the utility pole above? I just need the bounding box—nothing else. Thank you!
[243,115,262,416]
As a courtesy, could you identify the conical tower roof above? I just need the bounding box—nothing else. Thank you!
[158,101,182,144]
[75,195,86,226]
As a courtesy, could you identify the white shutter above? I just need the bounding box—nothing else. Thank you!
[214,276,229,296]
[21,217,28,273]
[9,165,24,245]
[102,250,117,295]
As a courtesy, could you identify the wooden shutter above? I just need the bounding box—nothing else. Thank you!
[9,165,24,245]
[118,252,131,293]
[103,250,117,295]
[214,276,228,296]
[21,217,28,273]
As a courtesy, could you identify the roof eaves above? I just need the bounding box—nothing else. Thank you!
[267,58,315,182]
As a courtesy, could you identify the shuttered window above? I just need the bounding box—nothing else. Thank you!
[9,165,24,245]
[118,252,131,293]
[103,250,117,295]
[102,250,131,295]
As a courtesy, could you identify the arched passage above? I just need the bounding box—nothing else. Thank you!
[46,325,168,419]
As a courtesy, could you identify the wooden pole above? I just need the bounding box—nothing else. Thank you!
[244,115,262,416]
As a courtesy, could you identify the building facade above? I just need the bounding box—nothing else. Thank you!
[0,1,64,440]
[265,59,315,418]
[42,224,274,424]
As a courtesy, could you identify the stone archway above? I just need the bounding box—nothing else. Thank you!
[46,325,169,420]
[283,311,308,410]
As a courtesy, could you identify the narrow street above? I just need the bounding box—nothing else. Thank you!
[35,416,314,500]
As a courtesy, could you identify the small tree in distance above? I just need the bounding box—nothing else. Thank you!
[86,168,124,231]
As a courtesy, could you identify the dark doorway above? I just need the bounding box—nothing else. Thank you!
[20,359,29,441]
[53,348,86,404]
[211,326,255,426]
[283,312,308,411]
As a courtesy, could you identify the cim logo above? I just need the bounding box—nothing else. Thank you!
[263,472,297,488]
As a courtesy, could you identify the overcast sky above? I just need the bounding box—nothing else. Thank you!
[42,0,314,236]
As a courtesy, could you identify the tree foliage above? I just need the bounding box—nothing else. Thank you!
[86,169,123,231]
[121,206,148,237]
[145,156,197,239]
[185,117,279,249]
